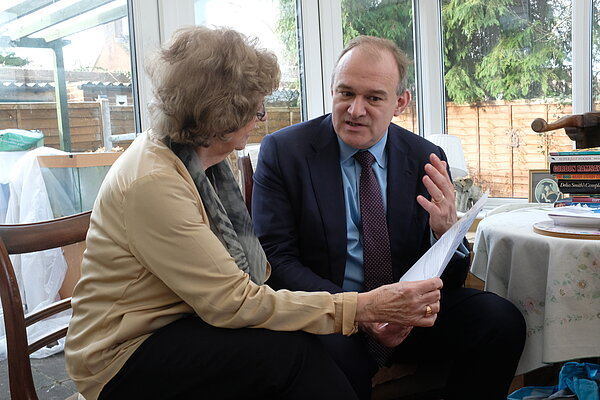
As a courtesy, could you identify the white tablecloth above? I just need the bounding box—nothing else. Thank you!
[471,208,600,375]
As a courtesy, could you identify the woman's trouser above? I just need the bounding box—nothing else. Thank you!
[99,316,357,400]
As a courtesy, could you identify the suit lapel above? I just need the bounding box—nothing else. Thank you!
[387,126,419,280]
[307,116,347,286]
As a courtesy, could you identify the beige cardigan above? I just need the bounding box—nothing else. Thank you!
[64,132,358,400]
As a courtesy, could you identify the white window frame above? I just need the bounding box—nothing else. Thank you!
[298,0,326,118]
[297,0,343,118]
[129,0,195,132]
[412,0,445,137]
[573,0,592,114]
[300,0,448,135]
[135,0,595,172]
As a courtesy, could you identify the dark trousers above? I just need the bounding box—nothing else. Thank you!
[99,316,358,400]
[318,288,526,400]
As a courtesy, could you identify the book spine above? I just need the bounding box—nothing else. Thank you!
[550,163,600,174]
[549,150,600,156]
[549,149,600,156]
[555,202,600,208]
[554,174,600,180]
[549,154,600,162]
[572,196,600,202]
[557,180,600,193]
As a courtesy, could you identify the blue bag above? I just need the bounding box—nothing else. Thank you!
[558,362,599,400]
[508,362,600,400]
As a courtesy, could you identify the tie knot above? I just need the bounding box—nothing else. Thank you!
[353,151,375,168]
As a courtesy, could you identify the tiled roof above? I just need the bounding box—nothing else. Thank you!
[77,81,132,88]
[1,81,132,89]
[2,81,54,89]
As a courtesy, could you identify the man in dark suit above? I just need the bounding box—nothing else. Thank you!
[253,35,525,400]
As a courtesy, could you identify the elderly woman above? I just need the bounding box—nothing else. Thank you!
[65,26,443,400]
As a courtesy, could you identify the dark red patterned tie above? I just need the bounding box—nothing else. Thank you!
[354,151,395,366]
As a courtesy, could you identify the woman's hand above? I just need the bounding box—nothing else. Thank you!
[356,277,442,327]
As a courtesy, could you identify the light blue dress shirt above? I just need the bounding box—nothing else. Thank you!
[338,132,468,292]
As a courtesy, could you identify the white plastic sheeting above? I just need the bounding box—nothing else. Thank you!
[0,147,73,360]
[0,150,28,224]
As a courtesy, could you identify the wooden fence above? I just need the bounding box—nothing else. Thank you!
[446,102,574,198]
[0,101,576,198]
[0,102,134,152]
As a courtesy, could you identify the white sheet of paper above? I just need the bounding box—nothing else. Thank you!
[399,190,489,282]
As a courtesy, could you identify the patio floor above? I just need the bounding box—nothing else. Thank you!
[0,352,77,400]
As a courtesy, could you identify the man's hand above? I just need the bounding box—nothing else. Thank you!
[416,153,458,238]
[360,322,414,348]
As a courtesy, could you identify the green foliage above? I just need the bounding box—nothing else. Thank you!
[341,0,413,53]
[0,52,29,67]
[443,0,571,103]
[276,0,299,72]
[341,0,415,88]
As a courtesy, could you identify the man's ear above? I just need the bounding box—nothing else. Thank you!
[393,90,411,116]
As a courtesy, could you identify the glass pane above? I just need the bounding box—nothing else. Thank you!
[194,0,303,144]
[0,0,136,219]
[340,0,417,134]
[443,0,573,198]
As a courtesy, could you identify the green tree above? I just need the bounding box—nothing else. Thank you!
[341,0,414,88]
[276,0,299,73]
[277,0,415,89]
[443,0,571,103]
[341,0,412,54]
[277,0,413,56]
[0,52,29,67]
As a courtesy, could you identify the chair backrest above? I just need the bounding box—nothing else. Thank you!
[237,155,254,216]
[0,211,91,400]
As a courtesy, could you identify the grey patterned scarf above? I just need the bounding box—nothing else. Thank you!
[173,144,266,285]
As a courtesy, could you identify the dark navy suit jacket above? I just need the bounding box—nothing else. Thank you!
[252,114,469,294]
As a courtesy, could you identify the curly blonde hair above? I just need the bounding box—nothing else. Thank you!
[146,26,280,147]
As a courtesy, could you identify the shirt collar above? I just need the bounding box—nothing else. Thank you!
[337,130,389,168]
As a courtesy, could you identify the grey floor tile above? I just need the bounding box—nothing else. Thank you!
[0,352,78,400]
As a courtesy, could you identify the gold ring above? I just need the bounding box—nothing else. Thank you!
[432,195,445,204]
[425,305,433,317]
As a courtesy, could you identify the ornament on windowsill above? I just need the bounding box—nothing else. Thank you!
[453,176,483,213]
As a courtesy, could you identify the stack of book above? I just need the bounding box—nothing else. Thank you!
[554,195,600,208]
[549,148,600,208]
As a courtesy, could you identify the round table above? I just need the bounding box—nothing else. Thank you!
[471,208,600,375]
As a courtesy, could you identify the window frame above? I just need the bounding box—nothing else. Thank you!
[573,0,593,114]
[129,0,195,132]
[144,0,596,131]
[148,0,595,201]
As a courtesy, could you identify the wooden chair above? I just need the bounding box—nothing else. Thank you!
[237,154,254,216]
[0,211,91,400]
